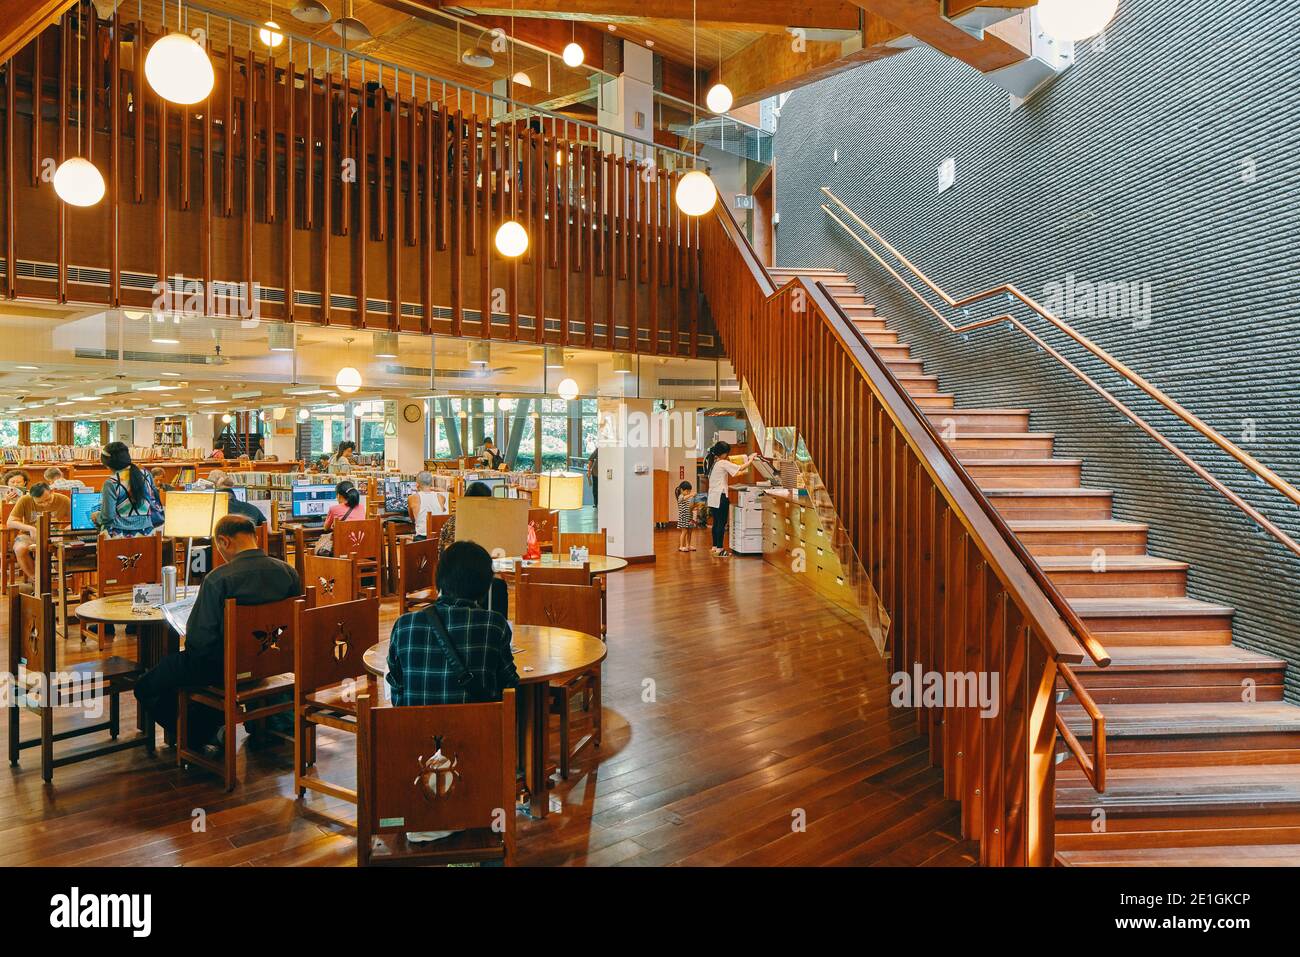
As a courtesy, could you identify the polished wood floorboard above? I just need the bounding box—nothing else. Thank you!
[1,531,976,866]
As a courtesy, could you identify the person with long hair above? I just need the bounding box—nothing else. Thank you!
[329,441,357,475]
[96,442,161,536]
[704,441,755,557]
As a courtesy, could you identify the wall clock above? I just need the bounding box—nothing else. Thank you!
[402,403,422,423]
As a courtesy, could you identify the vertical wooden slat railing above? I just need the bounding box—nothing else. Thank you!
[700,200,1111,865]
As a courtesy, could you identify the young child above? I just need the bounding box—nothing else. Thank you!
[676,481,696,553]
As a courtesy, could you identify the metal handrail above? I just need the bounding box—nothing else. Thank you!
[820,188,1300,559]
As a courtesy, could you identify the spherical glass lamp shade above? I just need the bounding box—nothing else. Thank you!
[1036,0,1119,42]
[705,83,733,114]
[52,157,106,207]
[562,42,584,67]
[259,20,285,48]
[557,377,579,401]
[675,170,717,217]
[512,71,531,87]
[221,413,233,424]
[494,220,529,258]
[297,407,310,421]
[145,33,215,105]
[336,366,362,393]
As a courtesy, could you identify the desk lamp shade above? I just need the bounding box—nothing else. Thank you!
[163,490,229,537]
[537,472,585,511]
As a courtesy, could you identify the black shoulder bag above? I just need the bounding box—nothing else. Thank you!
[419,606,493,703]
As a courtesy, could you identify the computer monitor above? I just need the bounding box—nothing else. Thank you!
[291,483,339,519]
[383,478,416,514]
[70,490,99,531]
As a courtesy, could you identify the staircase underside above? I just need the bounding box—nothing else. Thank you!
[769,267,1300,867]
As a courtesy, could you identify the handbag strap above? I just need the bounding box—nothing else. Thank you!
[419,605,490,702]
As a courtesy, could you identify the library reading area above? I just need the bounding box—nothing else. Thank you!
[0,0,1294,937]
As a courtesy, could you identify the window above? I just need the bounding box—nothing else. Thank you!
[28,420,54,444]
[308,417,346,460]
[73,420,101,447]
[0,420,16,448]
[358,419,386,456]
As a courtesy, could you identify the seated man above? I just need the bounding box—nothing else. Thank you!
[189,468,226,491]
[215,476,266,526]
[42,466,85,492]
[6,482,70,579]
[134,514,301,750]
[386,540,519,707]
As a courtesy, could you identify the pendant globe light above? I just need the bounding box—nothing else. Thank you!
[260,1,286,49]
[557,377,579,401]
[145,1,215,105]
[562,20,584,67]
[705,34,732,114]
[494,0,528,259]
[336,337,362,394]
[54,5,105,207]
[1036,0,1120,42]
[675,0,717,217]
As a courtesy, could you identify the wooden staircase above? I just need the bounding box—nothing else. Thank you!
[769,267,1300,866]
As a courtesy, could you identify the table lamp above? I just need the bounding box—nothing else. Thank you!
[536,472,585,511]
[163,490,229,593]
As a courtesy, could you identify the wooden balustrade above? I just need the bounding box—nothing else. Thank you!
[700,200,1109,865]
[0,7,710,356]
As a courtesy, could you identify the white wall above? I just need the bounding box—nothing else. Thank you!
[597,399,655,560]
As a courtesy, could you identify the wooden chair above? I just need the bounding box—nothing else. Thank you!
[293,592,380,807]
[356,688,516,867]
[527,508,558,553]
[516,561,591,586]
[210,523,269,568]
[557,529,607,557]
[7,590,140,782]
[96,533,163,595]
[0,499,17,591]
[303,552,358,607]
[178,594,307,791]
[398,536,440,614]
[514,578,603,779]
[335,517,383,594]
[426,512,450,542]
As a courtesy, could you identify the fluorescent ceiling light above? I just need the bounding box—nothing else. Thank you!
[16,365,38,371]
[284,386,327,396]
[133,381,179,392]
[232,390,263,399]
[193,398,228,405]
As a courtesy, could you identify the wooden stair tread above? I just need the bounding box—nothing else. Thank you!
[1009,519,1148,532]
[1036,555,1188,572]
[984,486,1111,497]
[948,432,1056,441]
[965,458,1082,467]
[1056,844,1300,866]
[1069,597,1235,618]
[1073,644,1285,672]
[1057,763,1300,811]
[1060,701,1300,737]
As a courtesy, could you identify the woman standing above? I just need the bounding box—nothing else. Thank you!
[329,441,357,475]
[704,441,754,557]
[96,442,162,536]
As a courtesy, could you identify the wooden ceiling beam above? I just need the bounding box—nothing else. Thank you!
[0,0,74,67]
[458,0,864,31]
[707,13,904,107]
[850,0,1031,71]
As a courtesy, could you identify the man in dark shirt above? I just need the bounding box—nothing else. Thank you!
[387,540,519,707]
[135,514,301,748]
[216,476,266,526]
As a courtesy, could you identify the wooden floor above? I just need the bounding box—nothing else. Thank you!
[0,531,976,867]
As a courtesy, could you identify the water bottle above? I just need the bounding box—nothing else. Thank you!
[162,564,177,605]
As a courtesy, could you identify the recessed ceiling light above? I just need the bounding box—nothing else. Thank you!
[161,372,181,377]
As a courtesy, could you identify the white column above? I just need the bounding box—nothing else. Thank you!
[385,399,427,474]
[597,399,655,561]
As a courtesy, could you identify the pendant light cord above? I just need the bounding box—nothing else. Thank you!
[691,0,697,168]
[76,1,82,156]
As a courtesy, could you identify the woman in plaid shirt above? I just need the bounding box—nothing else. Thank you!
[386,540,520,706]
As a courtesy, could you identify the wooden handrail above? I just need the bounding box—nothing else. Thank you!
[821,188,1300,559]
[702,200,1110,864]
[1056,662,1106,793]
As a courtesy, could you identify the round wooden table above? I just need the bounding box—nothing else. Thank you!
[73,594,175,753]
[493,555,629,577]
[364,625,606,819]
